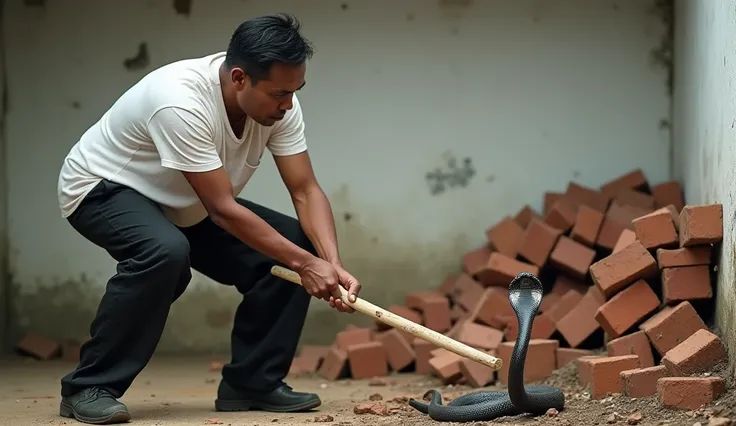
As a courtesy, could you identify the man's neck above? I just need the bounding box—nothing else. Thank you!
[218,63,247,126]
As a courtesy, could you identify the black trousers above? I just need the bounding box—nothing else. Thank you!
[60,179,314,398]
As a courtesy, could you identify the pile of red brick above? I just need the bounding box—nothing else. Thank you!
[289,169,729,408]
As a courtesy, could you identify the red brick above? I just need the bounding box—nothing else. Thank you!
[679,204,723,246]
[620,365,668,397]
[606,331,655,368]
[651,181,684,212]
[549,236,597,281]
[612,229,637,253]
[550,275,588,296]
[590,240,658,298]
[61,340,82,362]
[661,265,712,304]
[631,208,678,250]
[412,338,435,374]
[596,217,628,251]
[497,312,556,341]
[544,192,564,215]
[514,205,541,229]
[565,182,611,212]
[318,346,348,380]
[455,322,504,351]
[517,219,563,267]
[335,328,373,351]
[575,355,605,386]
[346,341,388,379]
[661,204,681,230]
[539,292,561,313]
[16,334,61,360]
[486,216,525,258]
[429,353,463,383]
[556,348,595,369]
[450,304,467,323]
[496,339,558,384]
[389,305,423,325]
[474,287,514,327]
[607,202,653,228]
[544,200,576,232]
[613,189,656,210]
[462,245,492,277]
[595,280,660,338]
[438,274,461,297]
[656,246,711,268]
[557,287,605,347]
[600,169,648,197]
[459,355,496,387]
[661,329,727,376]
[639,301,707,356]
[375,329,415,371]
[405,291,452,333]
[579,355,641,399]
[453,275,486,312]
[546,289,584,324]
[570,205,604,247]
[657,377,726,410]
[476,252,539,287]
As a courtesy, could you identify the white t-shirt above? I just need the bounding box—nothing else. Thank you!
[57,52,308,227]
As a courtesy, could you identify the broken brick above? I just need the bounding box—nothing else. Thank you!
[517,219,563,267]
[496,339,558,384]
[556,348,595,369]
[565,182,610,212]
[661,265,712,304]
[606,331,655,368]
[405,291,451,333]
[632,208,679,250]
[589,240,658,298]
[549,236,597,281]
[476,252,539,287]
[16,334,60,360]
[462,245,491,277]
[544,200,576,232]
[375,329,414,372]
[639,301,707,356]
[486,216,525,258]
[679,204,723,246]
[600,169,648,197]
[570,205,605,247]
[557,287,605,347]
[318,346,348,380]
[656,246,711,268]
[620,365,668,397]
[412,338,435,374]
[514,205,541,229]
[595,280,660,338]
[455,322,504,351]
[657,377,726,410]
[651,181,684,212]
[459,356,496,388]
[612,229,637,253]
[347,341,388,379]
[578,355,640,399]
[429,352,463,383]
[661,329,727,376]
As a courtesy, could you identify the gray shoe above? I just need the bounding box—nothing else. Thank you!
[60,387,131,424]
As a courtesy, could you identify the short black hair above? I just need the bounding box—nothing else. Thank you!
[225,13,314,85]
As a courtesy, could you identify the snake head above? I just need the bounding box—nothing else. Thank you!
[508,272,544,314]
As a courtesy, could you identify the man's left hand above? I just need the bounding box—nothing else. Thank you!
[329,264,361,313]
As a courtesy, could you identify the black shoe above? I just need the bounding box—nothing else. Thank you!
[60,387,131,424]
[215,380,321,412]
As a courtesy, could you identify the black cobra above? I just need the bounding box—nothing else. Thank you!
[408,272,565,422]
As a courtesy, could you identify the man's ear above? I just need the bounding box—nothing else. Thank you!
[230,67,247,89]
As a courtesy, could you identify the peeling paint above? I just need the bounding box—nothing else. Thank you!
[425,152,476,196]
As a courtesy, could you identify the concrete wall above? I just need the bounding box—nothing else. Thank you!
[673,0,736,378]
[3,0,672,352]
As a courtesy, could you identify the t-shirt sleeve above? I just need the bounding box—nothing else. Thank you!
[147,106,223,172]
[267,94,308,156]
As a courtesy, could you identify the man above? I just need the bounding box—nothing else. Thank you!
[56,13,361,425]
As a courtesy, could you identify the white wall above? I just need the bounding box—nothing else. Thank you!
[3,0,671,351]
[673,0,736,378]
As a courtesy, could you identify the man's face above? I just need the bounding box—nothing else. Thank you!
[231,61,306,126]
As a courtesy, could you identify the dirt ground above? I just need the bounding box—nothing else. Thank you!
[0,354,734,426]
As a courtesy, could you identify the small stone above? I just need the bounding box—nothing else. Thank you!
[354,402,390,416]
[369,393,383,401]
[547,408,559,417]
[320,383,327,389]
[204,419,223,425]
[607,413,618,424]
[313,414,334,422]
[369,378,388,386]
[708,418,732,426]
[627,412,643,425]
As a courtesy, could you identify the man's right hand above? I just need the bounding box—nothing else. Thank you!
[296,256,342,302]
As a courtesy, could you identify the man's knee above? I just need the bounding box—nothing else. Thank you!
[149,232,192,279]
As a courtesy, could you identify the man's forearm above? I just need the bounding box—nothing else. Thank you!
[292,184,342,265]
[210,200,314,271]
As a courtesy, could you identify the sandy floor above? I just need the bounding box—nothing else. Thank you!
[0,354,734,426]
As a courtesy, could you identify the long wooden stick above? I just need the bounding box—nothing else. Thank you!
[270,265,503,371]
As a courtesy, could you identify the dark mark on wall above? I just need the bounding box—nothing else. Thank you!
[173,0,192,16]
[425,154,476,196]
[71,101,81,109]
[406,13,414,21]
[485,175,495,183]
[573,171,581,178]
[340,3,348,10]
[343,212,353,222]
[123,43,150,71]
[23,0,46,6]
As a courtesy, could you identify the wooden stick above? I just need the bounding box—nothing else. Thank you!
[270,265,503,371]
